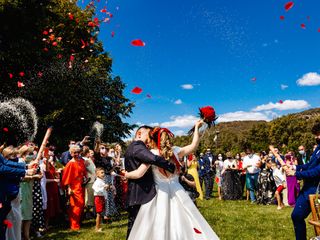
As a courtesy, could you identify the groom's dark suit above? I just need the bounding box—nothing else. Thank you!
[125,140,175,238]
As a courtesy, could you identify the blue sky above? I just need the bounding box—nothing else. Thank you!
[79,0,320,136]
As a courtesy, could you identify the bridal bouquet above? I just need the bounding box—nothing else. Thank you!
[188,106,217,135]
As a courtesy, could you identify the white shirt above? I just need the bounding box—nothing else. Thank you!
[243,154,261,174]
[223,159,237,169]
[272,168,286,187]
[92,178,107,197]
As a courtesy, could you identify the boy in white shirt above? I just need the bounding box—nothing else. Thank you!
[92,168,109,231]
[271,162,286,210]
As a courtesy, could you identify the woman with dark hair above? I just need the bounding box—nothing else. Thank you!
[221,152,242,200]
[124,120,219,240]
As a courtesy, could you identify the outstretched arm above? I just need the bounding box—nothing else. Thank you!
[134,143,175,173]
[125,163,151,179]
[178,120,203,159]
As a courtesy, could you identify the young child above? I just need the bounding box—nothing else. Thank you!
[271,162,286,210]
[92,168,109,232]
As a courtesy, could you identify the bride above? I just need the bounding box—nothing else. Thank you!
[124,120,219,240]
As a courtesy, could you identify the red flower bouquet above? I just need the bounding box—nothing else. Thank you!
[188,106,218,135]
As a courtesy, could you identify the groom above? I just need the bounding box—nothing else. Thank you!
[124,125,176,239]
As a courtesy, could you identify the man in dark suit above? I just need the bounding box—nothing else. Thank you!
[297,145,309,165]
[124,126,175,239]
[286,122,320,240]
[60,140,76,166]
[203,148,214,198]
[198,152,212,200]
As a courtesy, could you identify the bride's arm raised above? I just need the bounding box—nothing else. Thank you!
[177,120,203,159]
[125,163,151,179]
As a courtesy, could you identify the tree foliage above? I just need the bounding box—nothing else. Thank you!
[0,0,134,148]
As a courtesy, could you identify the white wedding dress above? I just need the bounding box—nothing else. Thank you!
[128,147,219,240]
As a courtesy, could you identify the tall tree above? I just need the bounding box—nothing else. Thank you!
[0,0,134,147]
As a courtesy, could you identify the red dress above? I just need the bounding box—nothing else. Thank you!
[45,161,61,219]
[61,158,87,230]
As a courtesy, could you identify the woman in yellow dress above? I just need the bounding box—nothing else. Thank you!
[187,153,203,200]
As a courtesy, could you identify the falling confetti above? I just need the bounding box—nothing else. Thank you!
[101,8,107,13]
[193,228,202,234]
[280,16,285,20]
[285,2,294,11]
[19,72,25,77]
[111,31,115,37]
[52,41,58,46]
[81,39,86,49]
[301,23,306,29]
[279,100,284,104]
[251,77,256,81]
[3,128,8,132]
[43,30,48,35]
[131,87,143,94]
[37,72,43,78]
[131,39,146,47]
[146,94,152,98]
[9,73,13,79]
[3,220,13,229]
[68,13,74,20]
[17,81,25,88]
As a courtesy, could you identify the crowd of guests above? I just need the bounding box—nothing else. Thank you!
[0,136,129,240]
[190,146,311,210]
[1,122,320,240]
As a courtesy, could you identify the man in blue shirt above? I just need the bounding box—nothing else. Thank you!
[286,122,320,240]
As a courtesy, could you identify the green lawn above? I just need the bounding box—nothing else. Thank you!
[45,198,315,240]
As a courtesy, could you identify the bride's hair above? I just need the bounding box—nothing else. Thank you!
[151,127,174,160]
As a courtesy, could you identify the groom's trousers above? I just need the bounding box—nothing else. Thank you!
[291,187,315,240]
[126,205,141,239]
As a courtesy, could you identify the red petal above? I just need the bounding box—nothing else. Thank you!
[194,228,202,234]
[17,81,25,88]
[131,39,146,47]
[0,203,2,208]
[251,77,256,81]
[101,9,107,13]
[301,23,306,29]
[70,55,75,61]
[43,47,49,52]
[81,39,86,49]
[109,13,113,18]
[19,72,25,77]
[318,28,320,32]
[37,72,43,77]
[9,73,13,79]
[52,41,57,46]
[146,94,152,98]
[285,2,294,11]
[111,31,115,37]
[3,220,13,229]
[94,17,99,23]
[131,87,143,94]
[280,16,285,20]
[57,54,63,59]
[279,100,283,104]
[68,13,74,20]
[43,30,48,35]
[3,128,8,132]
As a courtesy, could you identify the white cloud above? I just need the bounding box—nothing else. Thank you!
[297,72,320,86]
[174,99,183,105]
[172,130,186,136]
[280,84,288,90]
[149,122,160,127]
[161,115,198,128]
[181,84,194,90]
[217,111,271,122]
[252,100,310,111]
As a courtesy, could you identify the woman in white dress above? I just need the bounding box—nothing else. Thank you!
[125,120,219,240]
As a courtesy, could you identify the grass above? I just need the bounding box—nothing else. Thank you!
[45,197,315,240]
